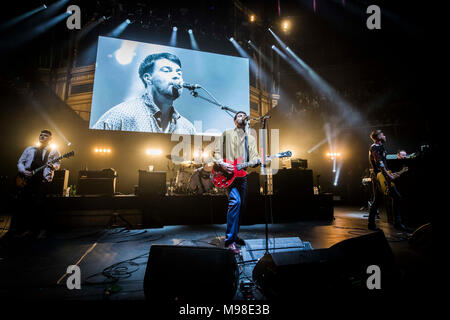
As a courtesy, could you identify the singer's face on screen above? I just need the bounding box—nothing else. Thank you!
[147,58,183,99]
[234,112,247,128]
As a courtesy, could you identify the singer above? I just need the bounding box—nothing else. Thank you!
[213,111,260,254]
[92,52,196,134]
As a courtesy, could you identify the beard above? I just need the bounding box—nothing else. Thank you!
[171,85,181,98]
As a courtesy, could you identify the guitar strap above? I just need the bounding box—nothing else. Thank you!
[244,134,248,163]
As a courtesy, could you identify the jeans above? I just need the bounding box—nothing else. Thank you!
[225,177,247,246]
[369,175,402,226]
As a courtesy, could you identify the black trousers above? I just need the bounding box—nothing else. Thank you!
[16,181,50,232]
[369,175,402,226]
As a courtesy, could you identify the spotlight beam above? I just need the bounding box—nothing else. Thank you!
[0,4,47,31]
[3,11,71,50]
[107,19,131,38]
[170,27,177,47]
[230,38,258,75]
[188,30,199,50]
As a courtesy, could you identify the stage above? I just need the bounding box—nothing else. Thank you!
[0,207,431,301]
[2,192,334,229]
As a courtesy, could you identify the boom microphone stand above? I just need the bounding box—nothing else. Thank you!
[187,85,273,254]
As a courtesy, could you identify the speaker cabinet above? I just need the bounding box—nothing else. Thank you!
[48,169,69,196]
[144,245,239,301]
[272,168,313,197]
[138,170,166,196]
[77,168,117,196]
[253,231,398,298]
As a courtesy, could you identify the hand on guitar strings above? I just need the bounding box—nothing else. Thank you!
[220,162,234,174]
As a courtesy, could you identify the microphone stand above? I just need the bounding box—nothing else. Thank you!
[188,86,239,118]
[258,115,272,256]
[189,85,272,254]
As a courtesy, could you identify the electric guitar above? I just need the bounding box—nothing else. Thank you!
[377,166,408,195]
[16,150,75,188]
[211,151,292,189]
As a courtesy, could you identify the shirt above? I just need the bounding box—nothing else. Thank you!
[368,143,387,174]
[92,93,196,134]
[214,128,259,167]
[17,146,61,182]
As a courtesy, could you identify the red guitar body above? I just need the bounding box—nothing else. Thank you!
[211,157,247,189]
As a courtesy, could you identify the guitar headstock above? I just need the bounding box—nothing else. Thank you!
[277,150,292,158]
[63,151,75,159]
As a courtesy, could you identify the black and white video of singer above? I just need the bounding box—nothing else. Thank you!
[92,52,196,134]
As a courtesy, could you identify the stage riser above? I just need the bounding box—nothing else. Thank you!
[12,194,334,228]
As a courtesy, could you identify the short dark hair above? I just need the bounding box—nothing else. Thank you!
[40,129,52,136]
[234,111,247,121]
[370,129,382,142]
[138,52,181,87]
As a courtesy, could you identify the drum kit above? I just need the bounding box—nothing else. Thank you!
[165,154,224,195]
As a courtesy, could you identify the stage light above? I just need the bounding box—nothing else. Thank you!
[94,148,112,153]
[229,37,234,41]
[250,15,255,22]
[202,152,209,158]
[50,143,57,150]
[188,29,199,50]
[282,20,290,32]
[107,19,132,37]
[326,152,341,159]
[193,151,199,158]
[36,142,41,147]
[67,142,71,146]
[170,27,178,46]
[146,149,162,156]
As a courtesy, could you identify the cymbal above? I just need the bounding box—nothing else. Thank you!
[166,154,184,161]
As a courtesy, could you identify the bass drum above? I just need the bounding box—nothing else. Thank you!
[188,165,215,195]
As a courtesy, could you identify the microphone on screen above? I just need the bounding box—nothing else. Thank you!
[182,82,202,90]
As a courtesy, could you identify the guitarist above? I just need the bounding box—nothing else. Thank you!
[16,129,60,239]
[213,112,259,254]
[368,130,406,231]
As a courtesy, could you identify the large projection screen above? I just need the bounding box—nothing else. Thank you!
[89,36,250,135]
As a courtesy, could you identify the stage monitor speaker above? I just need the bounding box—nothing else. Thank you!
[77,168,116,196]
[48,169,69,196]
[272,168,313,197]
[138,170,166,196]
[253,231,398,298]
[144,245,239,301]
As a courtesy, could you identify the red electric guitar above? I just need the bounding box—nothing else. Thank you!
[211,151,292,189]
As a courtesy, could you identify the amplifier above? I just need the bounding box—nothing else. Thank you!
[138,170,166,196]
[291,158,308,169]
[48,169,69,196]
[77,168,117,196]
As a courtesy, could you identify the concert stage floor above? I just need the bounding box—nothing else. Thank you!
[0,206,431,301]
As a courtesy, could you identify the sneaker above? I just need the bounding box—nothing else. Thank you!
[226,242,240,255]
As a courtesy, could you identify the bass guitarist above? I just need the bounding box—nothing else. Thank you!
[213,111,260,254]
[368,129,406,231]
[16,129,60,239]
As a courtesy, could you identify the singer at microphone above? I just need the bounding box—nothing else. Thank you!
[182,82,202,90]
[93,52,196,134]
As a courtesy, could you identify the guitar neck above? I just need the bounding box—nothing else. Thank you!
[32,155,63,174]
[236,159,261,171]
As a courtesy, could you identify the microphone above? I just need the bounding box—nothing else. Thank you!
[182,82,201,90]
